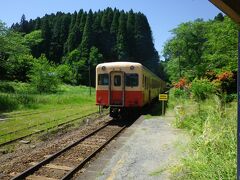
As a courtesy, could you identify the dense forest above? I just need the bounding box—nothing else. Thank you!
[0,8,165,88]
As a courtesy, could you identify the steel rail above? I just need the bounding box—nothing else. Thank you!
[62,125,126,180]
[11,120,114,180]
[0,111,101,147]
[4,107,68,118]
[0,111,96,138]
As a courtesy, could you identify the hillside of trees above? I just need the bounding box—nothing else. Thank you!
[1,8,165,87]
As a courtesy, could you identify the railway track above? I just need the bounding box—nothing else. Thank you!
[0,111,98,138]
[11,119,126,180]
[1,106,81,121]
[0,111,102,147]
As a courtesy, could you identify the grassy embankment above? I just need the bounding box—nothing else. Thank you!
[0,82,98,145]
[168,90,236,179]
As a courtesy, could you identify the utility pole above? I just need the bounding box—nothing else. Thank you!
[88,59,91,96]
[238,30,240,180]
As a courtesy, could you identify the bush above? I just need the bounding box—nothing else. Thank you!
[172,88,189,98]
[0,94,18,111]
[0,82,15,93]
[56,64,75,84]
[174,78,188,89]
[190,78,216,101]
[28,55,60,93]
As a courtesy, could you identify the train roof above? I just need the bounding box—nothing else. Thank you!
[96,61,163,81]
[96,62,142,69]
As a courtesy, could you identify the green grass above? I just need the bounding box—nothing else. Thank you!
[149,167,168,176]
[170,93,236,179]
[0,83,98,145]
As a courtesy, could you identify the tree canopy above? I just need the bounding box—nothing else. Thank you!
[163,14,238,83]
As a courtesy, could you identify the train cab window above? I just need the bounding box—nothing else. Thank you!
[114,75,121,86]
[98,74,109,85]
[126,73,139,87]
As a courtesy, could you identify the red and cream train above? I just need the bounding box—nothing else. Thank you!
[96,62,166,118]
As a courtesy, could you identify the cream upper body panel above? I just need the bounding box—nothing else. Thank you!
[96,62,143,91]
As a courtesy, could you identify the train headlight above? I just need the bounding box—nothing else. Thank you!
[102,66,106,71]
[130,66,134,70]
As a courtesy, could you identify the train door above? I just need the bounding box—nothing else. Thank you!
[109,71,125,106]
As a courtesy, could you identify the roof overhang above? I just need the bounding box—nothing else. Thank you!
[209,0,240,25]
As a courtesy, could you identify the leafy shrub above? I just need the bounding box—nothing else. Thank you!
[16,94,35,105]
[172,88,189,98]
[56,64,75,84]
[28,55,60,93]
[0,94,18,111]
[216,71,236,94]
[190,78,216,101]
[224,93,237,103]
[0,82,15,93]
[174,78,188,89]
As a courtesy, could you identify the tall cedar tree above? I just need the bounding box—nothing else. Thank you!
[117,12,128,61]
[11,8,161,83]
[79,10,93,59]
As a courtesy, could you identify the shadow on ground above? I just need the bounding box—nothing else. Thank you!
[142,101,168,116]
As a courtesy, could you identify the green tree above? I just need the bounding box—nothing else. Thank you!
[56,64,75,84]
[163,19,207,81]
[117,12,128,60]
[24,30,43,48]
[163,16,238,83]
[127,9,135,60]
[203,17,238,73]
[79,10,93,58]
[0,21,31,80]
[41,18,51,59]
[28,55,60,93]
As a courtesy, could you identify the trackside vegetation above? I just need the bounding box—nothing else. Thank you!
[0,83,98,145]
[170,91,236,179]
[168,79,236,179]
[163,13,237,179]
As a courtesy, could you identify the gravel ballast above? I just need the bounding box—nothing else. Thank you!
[96,114,188,180]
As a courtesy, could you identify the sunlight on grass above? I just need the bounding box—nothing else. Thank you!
[170,94,236,180]
[0,84,98,145]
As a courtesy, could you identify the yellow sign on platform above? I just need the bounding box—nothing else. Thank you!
[159,94,168,101]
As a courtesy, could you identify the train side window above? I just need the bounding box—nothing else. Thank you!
[142,75,144,87]
[126,74,139,87]
[145,77,147,89]
[98,74,109,85]
[114,75,121,86]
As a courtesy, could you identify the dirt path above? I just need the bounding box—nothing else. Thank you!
[95,111,189,180]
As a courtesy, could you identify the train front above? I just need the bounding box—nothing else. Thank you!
[96,62,143,118]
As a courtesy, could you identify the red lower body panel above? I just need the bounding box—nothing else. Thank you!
[96,90,143,107]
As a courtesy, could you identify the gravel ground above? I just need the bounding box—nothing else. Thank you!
[96,113,189,180]
[0,113,110,179]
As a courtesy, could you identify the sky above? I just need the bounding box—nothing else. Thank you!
[0,0,221,57]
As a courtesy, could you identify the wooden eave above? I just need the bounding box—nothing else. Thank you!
[210,0,240,25]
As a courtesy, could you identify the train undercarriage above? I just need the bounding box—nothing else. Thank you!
[109,107,140,119]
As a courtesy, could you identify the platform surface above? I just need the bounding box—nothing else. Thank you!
[77,113,188,180]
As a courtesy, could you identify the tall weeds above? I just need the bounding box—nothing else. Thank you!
[172,97,236,179]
